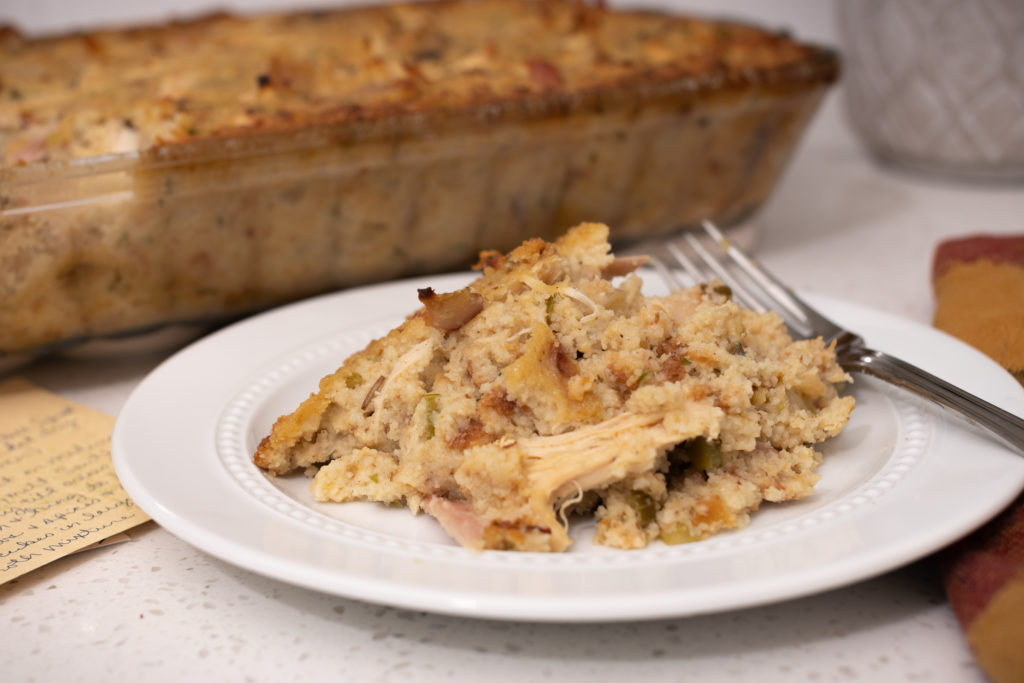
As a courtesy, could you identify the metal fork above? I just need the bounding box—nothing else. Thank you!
[639,220,1024,454]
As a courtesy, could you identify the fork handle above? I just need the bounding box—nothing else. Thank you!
[847,348,1024,454]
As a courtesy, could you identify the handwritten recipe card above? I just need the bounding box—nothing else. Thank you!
[0,378,149,583]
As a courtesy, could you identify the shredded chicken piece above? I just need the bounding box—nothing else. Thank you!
[418,287,485,331]
[423,496,485,547]
[522,409,717,501]
[560,285,600,322]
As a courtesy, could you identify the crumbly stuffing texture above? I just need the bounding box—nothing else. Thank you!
[253,223,853,552]
[0,0,832,164]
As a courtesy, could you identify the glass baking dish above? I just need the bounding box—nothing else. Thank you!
[0,1,838,360]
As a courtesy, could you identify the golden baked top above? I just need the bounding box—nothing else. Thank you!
[0,0,836,165]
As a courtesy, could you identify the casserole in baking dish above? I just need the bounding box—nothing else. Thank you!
[0,0,838,356]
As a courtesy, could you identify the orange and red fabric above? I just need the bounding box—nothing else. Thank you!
[932,234,1024,683]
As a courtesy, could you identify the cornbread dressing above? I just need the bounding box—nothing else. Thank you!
[253,224,854,552]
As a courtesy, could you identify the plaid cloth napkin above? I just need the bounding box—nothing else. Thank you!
[932,234,1024,683]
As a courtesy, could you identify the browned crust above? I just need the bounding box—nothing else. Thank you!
[1,0,839,167]
[151,44,838,162]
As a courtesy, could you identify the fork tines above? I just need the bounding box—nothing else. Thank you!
[644,220,822,340]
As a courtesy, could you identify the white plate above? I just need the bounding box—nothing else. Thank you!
[111,272,1024,622]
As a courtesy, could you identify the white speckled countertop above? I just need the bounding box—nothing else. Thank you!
[3,1,1021,681]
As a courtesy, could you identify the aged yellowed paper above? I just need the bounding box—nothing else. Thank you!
[0,378,149,583]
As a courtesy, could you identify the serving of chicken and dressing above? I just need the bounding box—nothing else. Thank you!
[253,223,853,552]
